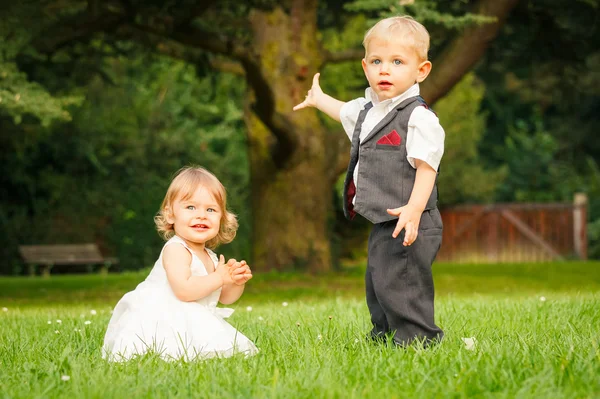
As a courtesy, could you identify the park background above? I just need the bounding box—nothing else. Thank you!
[1,0,600,398]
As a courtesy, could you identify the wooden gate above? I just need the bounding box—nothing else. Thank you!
[437,194,588,263]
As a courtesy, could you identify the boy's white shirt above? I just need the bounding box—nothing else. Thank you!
[339,83,445,198]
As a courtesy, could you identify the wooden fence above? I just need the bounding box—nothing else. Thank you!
[437,194,588,263]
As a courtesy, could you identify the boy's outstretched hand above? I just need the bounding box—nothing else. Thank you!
[293,73,323,111]
[387,204,422,246]
[229,260,253,286]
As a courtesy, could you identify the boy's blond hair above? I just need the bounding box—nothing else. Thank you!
[363,16,430,62]
[154,166,238,249]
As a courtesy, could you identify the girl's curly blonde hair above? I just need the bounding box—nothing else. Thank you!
[154,166,238,249]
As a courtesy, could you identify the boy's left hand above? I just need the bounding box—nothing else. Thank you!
[387,204,423,246]
[229,260,253,286]
[293,73,323,111]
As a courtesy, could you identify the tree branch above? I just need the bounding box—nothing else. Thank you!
[116,25,245,75]
[243,59,298,168]
[422,0,521,105]
[136,23,253,63]
[118,0,135,17]
[174,2,219,28]
[88,0,100,16]
[210,59,245,76]
[31,10,126,54]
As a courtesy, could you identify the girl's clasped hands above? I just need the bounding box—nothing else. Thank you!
[216,255,253,286]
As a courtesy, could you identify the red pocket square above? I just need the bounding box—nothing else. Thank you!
[376,130,402,146]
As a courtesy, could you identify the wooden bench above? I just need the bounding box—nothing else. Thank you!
[18,244,118,277]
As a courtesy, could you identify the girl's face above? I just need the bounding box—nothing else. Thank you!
[166,185,221,249]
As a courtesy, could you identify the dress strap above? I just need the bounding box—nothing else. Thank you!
[205,248,219,268]
[163,236,219,268]
[162,235,195,258]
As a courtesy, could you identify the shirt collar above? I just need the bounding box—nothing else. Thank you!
[365,83,420,109]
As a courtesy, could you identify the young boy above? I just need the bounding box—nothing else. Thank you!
[294,16,444,346]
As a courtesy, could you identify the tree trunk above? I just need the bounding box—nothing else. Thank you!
[245,3,336,272]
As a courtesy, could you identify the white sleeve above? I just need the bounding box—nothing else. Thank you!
[339,97,369,141]
[406,106,445,171]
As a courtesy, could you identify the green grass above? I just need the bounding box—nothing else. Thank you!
[1,261,600,398]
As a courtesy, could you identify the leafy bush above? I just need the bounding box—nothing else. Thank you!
[0,55,250,274]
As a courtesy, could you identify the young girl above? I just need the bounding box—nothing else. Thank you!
[103,166,258,361]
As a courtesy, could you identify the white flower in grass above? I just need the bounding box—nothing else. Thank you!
[461,337,477,351]
[84,320,91,325]
[2,307,7,312]
[55,330,60,334]
[61,375,70,381]
[354,338,359,343]
[246,306,253,312]
[47,321,52,324]
[540,296,547,302]
[56,319,62,324]
[282,302,288,307]
[90,309,97,315]
[317,334,322,341]
[258,316,264,321]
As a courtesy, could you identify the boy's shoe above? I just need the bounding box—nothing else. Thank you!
[392,334,444,349]
[366,329,389,344]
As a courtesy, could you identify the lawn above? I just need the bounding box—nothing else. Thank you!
[1,261,599,398]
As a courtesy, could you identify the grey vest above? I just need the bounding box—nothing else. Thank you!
[342,96,438,224]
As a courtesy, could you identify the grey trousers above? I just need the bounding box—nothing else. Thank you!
[365,208,444,346]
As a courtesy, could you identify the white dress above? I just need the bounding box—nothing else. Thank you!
[102,236,258,362]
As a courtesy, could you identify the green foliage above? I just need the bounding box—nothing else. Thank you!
[0,53,250,274]
[0,2,84,126]
[321,15,368,104]
[581,159,600,259]
[90,58,249,266]
[346,0,494,28]
[495,121,570,202]
[345,0,496,56]
[589,219,600,259]
[435,73,506,205]
[476,0,600,171]
[0,62,83,126]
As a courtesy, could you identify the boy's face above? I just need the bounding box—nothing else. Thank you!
[362,37,432,102]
